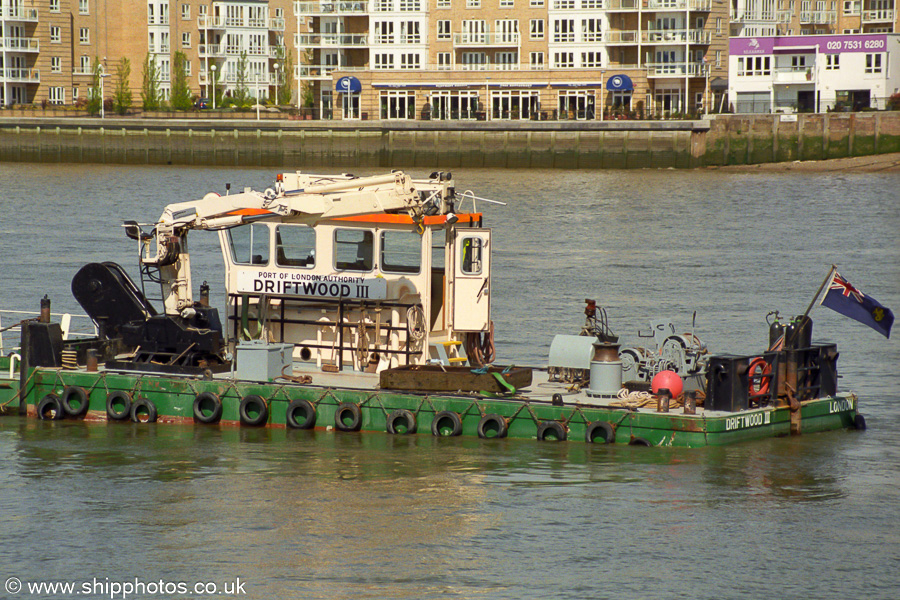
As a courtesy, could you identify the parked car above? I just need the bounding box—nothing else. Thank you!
[194,98,211,109]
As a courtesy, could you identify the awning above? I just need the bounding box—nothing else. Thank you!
[335,76,361,93]
[710,77,729,91]
[606,74,634,91]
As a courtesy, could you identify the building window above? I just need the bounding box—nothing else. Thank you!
[400,53,421,69]
[374,53,395,69]
[553,0,575,7]
[553,20,575,43]
[736,56,771,76]
[49,87,65,104]
[437,21,451,40]
[530,19,544,40]
[467,0,481,7]
[79,0,89,15]
[582,18,602,42]
[437,52,451,70]
[715,50,721,67]
[531,0,544,5]
[826,54,839,70]
[80,28,90,44]
[80,56,91,72]
[182,33,191,48]
[50,26,61,43]
[400,21,420,43]
[500,0,514,5]
[461,52,487,69]
[51,57,62,73]
[553,52,574,68]
[865,53,882,73]
[50,0,60,12]
[183,59,191,76]
[437,0,450,6]
[398,0,421,9]
[581,51,601,68]
[182,4,190,19]
[715,17,722,34]
[72,87,79,100]
[530,52,544,69]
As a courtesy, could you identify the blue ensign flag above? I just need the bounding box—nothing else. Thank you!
[820,271,894,338]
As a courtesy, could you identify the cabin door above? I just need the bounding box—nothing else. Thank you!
[450,229,491,331]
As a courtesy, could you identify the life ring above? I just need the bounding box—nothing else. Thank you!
[61,385,90,418]
[239,395,269,427]
[286,399,316,430]
[386,409,417,435]
[193,392,222,424]
[748,357,771,396]
[37,394,65,420]
[477,413,508,439]
[130,398,158,423]
[334,402,362,432]
[106,391,133,421]
[536,420,567,442]
[585,421,616,444]
[431,411,462,437]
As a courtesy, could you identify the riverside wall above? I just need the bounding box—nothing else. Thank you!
[1,112,898,169]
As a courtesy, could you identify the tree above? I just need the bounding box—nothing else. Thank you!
[141,54,161,111]
[86,57,102,116]
[113,57,132,115]
[275,45,293,106]
[170,51,193,110]
[233,51,250,108]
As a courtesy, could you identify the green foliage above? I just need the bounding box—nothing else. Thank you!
[170,51,193,110]
[113,57,132,115]
[141,54,161,111]
[233,51,251,108]
[86,58,102,116]
[274,45,293,105]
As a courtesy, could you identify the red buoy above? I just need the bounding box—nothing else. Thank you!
[652,370,683,397]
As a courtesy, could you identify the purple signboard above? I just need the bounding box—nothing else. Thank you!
[730,34,887,56]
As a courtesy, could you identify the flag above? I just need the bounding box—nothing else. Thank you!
[820,271,894,338]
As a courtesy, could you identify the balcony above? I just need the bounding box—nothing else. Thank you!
[294,1,368,14]
[606,0,638,9]
[453,32,521,47]
[862,8,894,21]
[799,10,837,24]
[270,17,285,30]
[199,44,224,57]
[198,16,226,28]
[3,38,39,52]
[296,33,369,47]
[731,9,793,22]
[646,61,704,77]
[646,0,712,10]
[773,66,814,84]
[3,6,38,21]
[2,68,40,83]
[643,29,712,44]
[604,30,639,44]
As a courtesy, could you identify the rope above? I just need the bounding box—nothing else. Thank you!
[609,388,707,410]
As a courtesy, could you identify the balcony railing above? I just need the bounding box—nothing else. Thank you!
[3,7,39,21]
[296,33,369,46]
[646,61,704,77]
[199,44,223,56]
[2,68,40,82]
[198,16,226,28]
[3,37,39,52]
[731,9,793,22]
[606,0,638,9]
[862,8,894,21]
[294,1,368,14]
[604,30,639,43]
[643,29,712,44]
[647,0,712,10]
[270,17,285,30]
[773,67,814,84]
[72,67,93,76]
[799,10,837,23]
[453,32,521,46]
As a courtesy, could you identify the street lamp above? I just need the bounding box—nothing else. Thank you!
[211,64,217,109]
[273,62,280,105]
[98,62,109,119]
[256,72,262,121]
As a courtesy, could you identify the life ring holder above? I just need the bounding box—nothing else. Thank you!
[585,421,616,444]
[61,385,90,418]
[131,398,158,423]
[431,411,463,437]
[536,421,567,442]
[193,392,223,424]
[748,357,772,397]
[106,391,133,421]
[37,394,65,420]
[239,395,269,427]
[386,409,417,435]
[335,402,362,432]
[477,413,508,439]
[286,399,317,429]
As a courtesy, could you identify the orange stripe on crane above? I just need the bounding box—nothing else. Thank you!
[224,208,276,217]
[334,213,482,225]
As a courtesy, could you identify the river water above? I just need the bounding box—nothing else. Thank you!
[1,164,899,599]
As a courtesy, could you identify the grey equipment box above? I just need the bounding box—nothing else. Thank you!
[236,341,294,381]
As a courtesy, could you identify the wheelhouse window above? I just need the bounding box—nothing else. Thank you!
[335,229,374,271]
[228,223,270,265]
[275,224,315,268]
[381,230,421,274]
[460,236,483,275]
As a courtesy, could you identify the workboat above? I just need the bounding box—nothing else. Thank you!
[0,171,864,447]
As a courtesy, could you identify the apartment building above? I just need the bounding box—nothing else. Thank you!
[729,0,898,112]
[296,0,731,120]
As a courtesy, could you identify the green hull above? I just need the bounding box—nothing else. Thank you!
[0,362,860,448]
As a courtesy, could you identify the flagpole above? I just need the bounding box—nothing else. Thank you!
[802,264,837,319]
[787,265,836,348]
